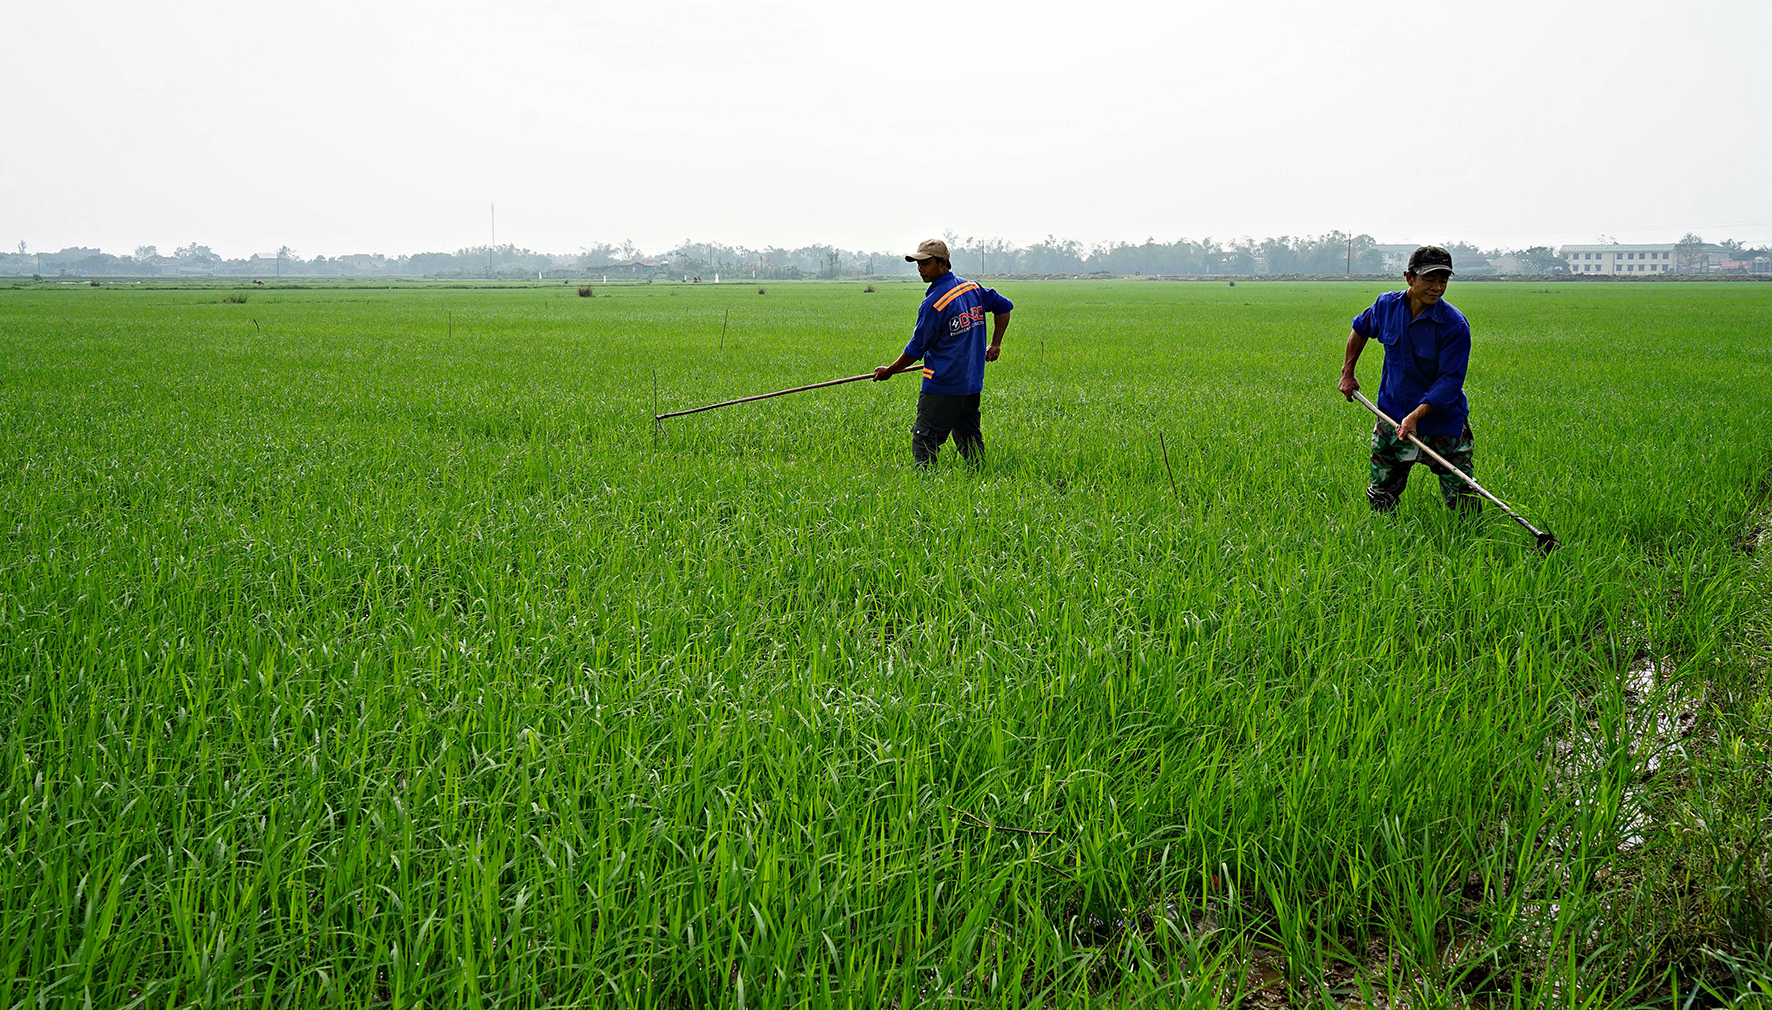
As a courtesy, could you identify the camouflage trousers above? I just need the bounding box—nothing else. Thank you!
[1368,422,1480,512]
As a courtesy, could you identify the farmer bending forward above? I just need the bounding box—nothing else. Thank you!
[1338,245,1481,513]
[874,239,1013,467]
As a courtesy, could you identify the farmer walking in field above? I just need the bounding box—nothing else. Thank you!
[874,239,1013,467]
[1338,245,1481,514]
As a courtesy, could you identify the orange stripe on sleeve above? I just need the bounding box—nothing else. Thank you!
[932,282,979,312]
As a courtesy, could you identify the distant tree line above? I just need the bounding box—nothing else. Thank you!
[3,233,1767,280]
[951,232,1391,276]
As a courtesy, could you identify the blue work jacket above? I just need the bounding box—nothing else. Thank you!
[904,273,1013,396]
[1351,291,1471,436]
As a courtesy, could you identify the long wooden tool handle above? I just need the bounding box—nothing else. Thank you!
[1350,391,1555,545]
[655,361,924,420]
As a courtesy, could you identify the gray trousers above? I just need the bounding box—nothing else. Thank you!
[911,391,982,467]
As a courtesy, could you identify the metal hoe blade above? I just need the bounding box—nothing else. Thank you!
[1351,391,1558,552]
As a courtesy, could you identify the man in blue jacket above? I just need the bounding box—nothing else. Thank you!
[874,239,1014,467]
[1337,245,1480,513]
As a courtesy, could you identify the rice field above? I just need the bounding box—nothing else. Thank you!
[1,278,1768,1007]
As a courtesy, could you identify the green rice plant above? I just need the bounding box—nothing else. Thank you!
[0,279,1766,1006]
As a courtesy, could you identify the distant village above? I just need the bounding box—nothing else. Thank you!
[2,234,1768,281]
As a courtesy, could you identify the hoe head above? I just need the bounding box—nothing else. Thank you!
[1535,531,1560,553]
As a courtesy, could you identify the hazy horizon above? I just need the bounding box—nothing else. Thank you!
[5,0,1769,259]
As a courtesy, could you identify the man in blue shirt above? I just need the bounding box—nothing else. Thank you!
[1337,245,1480,513]
[874,239,1014,467]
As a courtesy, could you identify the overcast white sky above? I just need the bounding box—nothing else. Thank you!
[3,0,1768,258]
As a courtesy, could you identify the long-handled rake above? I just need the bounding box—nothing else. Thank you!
[654,361,923,421]
[1350,391,1559,552]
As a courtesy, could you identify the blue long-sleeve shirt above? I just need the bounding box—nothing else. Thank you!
[904,273,1013,395]
[1351,291,1471,437]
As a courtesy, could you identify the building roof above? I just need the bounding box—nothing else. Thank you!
[1558,243,1676,253]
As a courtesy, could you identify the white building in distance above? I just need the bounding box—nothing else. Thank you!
[1370,244,1419,274]
[1560,243,1676,275]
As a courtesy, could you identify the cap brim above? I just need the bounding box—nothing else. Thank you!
[1415,265,1453,275]
[905,252,932,261]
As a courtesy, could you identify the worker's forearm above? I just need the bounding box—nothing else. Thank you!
[1394,401,1435,441]
[873,350,919,380]
[1341,331,1366,376]
[1337,332,1367,399]
[990,310,1011,347]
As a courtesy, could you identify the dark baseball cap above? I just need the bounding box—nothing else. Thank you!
[1407,245,1454,275]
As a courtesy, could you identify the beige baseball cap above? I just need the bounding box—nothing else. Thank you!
[905,238,950,262]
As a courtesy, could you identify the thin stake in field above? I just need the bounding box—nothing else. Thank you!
[655,361,924,421]
[1350,390,1559,552]
[720,309,728,350]
[1158,431,1180,502]
[947,805,1056,837]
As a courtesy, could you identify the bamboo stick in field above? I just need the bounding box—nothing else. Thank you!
[655,361,925,420]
